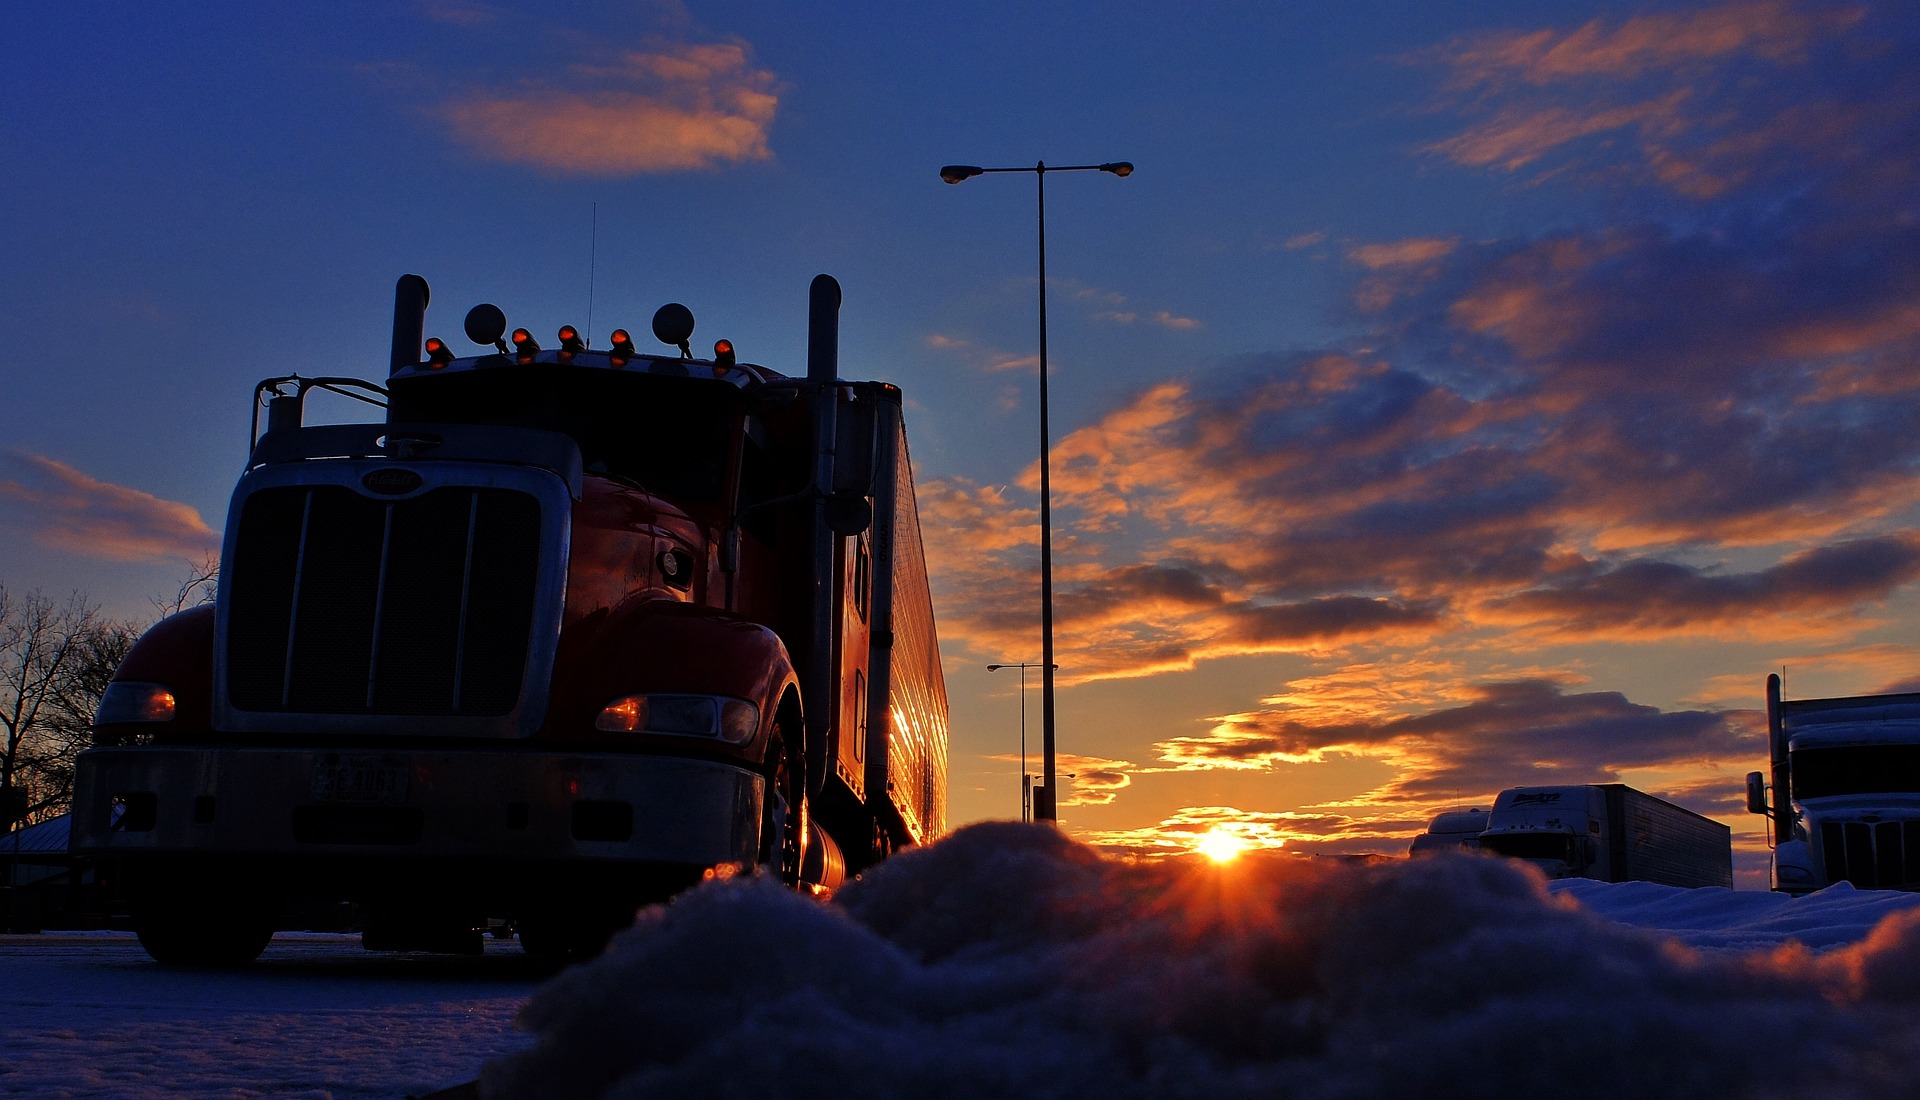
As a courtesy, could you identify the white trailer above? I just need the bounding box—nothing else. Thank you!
[1478,784,1732,888]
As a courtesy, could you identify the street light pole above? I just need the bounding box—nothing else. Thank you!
[988,661,1058,821]
[944,159,1132,823]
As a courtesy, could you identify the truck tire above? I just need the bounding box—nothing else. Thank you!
[763,727,808,887]
[134,906,274,966]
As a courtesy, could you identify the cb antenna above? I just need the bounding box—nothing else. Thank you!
[586,202,599,348]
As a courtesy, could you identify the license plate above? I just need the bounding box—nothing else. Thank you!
[311,757,410,803]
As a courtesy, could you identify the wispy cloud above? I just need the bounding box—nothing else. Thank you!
[0,452,219,564]
[442,41,779,175]
[1418,0,1886,197]
[1427,0,1863,87]
[1347,237,1460,270]
[1079,804,1411,859]
[981,752,1138,807]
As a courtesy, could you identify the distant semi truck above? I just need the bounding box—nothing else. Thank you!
[1407,808,1488,855]
[1477,784,1732,888]
[1748,674,1920,894]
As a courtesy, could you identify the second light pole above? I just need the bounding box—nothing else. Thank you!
[942,159,1133,822]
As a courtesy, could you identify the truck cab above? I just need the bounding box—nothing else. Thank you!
[1477,787,1606,879]
[69,275,949,963]
[1407,808,1489,856]
[1750,674,1920,893]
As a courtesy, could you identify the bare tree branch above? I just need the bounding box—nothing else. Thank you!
[0,585,139,826]
[152,553,220,618]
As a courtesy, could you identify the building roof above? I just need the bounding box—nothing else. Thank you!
[2,814,71,858]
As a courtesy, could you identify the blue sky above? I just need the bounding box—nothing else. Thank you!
[5,0,1918,880]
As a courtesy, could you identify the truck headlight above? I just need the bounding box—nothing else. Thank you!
[594,694,757,745]
[94,682,177,724]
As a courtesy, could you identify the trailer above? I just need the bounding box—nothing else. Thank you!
[70,274,948,963]
[1478,784,1732,888]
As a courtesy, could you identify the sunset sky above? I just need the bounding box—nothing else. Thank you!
[5,1,1918,884]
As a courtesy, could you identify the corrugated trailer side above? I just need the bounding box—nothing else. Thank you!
[1605,784,1733,888]
[865,398,949,846]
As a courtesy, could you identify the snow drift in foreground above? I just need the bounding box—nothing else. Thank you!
[483,822,1920,1100]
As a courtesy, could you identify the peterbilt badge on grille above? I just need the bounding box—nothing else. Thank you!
[362,468,424,495]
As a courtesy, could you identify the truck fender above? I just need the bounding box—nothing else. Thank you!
[95,604,216,740]
[558,601,801,764]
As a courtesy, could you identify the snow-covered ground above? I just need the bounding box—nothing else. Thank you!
[9,822,1920,1099]
[0,932,541,1099]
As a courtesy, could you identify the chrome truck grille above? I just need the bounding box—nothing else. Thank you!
[1820,819,1920,890]
[224,483,542,719]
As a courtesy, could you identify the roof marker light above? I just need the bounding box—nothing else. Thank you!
[559,325,586,354]
[713,339,735,369]
[424,337,454,369]
[609,328,636,365]
[512,328,539,363]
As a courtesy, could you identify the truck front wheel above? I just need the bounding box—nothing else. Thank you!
[764,727,808,887]
[133,902,275,966]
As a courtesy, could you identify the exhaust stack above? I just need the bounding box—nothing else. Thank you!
[807,274,841,383]
[390,274,431,374]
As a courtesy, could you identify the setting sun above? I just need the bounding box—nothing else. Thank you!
[1196,827,1249,863]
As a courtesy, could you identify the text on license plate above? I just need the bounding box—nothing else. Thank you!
[311,759,410,803]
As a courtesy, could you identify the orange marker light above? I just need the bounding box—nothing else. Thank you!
[558,325,586,354]
[512,328,539,362]
[424,337,454,368]
[609,328,635,364]
[713,339,736,369]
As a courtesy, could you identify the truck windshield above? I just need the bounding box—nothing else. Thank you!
[1479,833,1572,861]
[1792,745,1920,798]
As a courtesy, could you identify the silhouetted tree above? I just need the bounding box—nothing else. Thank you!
[0,586,138,827]
[152,553,219,618]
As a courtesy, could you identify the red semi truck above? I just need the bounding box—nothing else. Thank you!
[70,274,948,963]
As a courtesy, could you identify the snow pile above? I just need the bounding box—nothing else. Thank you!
[483,822,1920,1099]
[1553,876,1920,952]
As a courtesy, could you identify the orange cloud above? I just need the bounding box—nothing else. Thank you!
[1419,2,1878,198]
[1348,237,1460,270]
[980,752,1137,807]
[1079,806,1381,860]
[1138,674,1758,857]
[442,42,778,175]
[0,452,220,564]
[1430,91,1694,174]
[1431,0,1864,87]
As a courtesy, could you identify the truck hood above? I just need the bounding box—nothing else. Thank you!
[1797,794,1920,817]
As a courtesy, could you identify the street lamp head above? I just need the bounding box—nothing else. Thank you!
[941,164,985,184]
[986,664,1004,671]
[1099,161,1133,178]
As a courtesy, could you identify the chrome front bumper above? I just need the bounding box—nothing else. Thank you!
[70,744,764,869]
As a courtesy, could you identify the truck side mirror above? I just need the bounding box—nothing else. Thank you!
[833,391,878,498]
[1745,771,1768,815]
[824,494,873,536]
